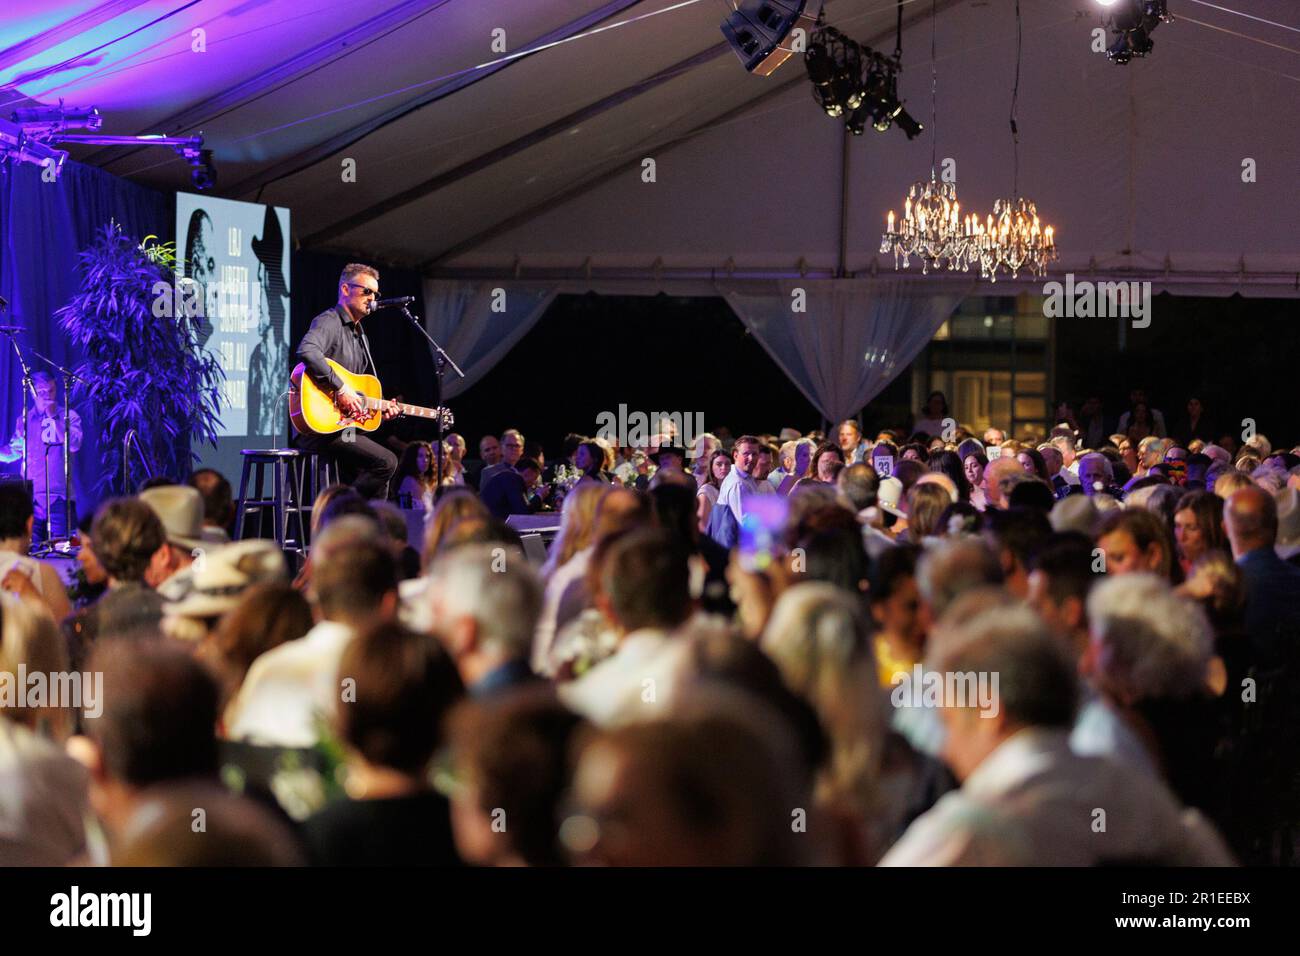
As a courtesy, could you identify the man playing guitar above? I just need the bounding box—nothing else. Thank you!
[294,263,400,498]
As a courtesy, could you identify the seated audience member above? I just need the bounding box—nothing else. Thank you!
[564,703,810,865]
[444,690,587,866]
[368,498,421,580]
[428,544,543,697]
[188,467,235,543]
[161,539,288,643]
[391,440,436,509]
[480,457,548,520]
[981,457,1024,510]
[764,582,951,861]
[981,507,1053,600]
[696,450,733,531]
[304,622,464,866]
[139,484,211,601]
[1073,575,1225,819]
[906,482,954,542]
[811,442,846,484]
[534,487,651,673]
[71,511,109,608]
[0,594,88,866]
[838,419,870,464]
[541,481,609,581]
[558,528,695,726]
[198,581,314,729]
[651,483,732,615]
[226,519,398,747]
[422,488,491,566]
[114,784,304,866]
[915,536,1004,623]
[1026,532,1096,660]
[478,429,524,490]
[1173,490,1228,574]
[963,452,989,510]
[0,482,72,621]
[1223,485,1300,667]
[880,607,1232,866]
[65,498,169,668]
[463,434,499,490]
[1076,452,1120,498]
[78,641,221,863]
[1095,508,1178,582]
[868,546,930,686]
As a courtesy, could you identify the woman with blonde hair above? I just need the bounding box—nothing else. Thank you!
[762,582,949,862]
[761,584,886,854]
[422,488,490,568]
[541,481,610,581]
[1,593,89,865]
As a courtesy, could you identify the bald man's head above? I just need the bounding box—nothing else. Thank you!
[1224,485,1277,558]
[984,458,1025,508]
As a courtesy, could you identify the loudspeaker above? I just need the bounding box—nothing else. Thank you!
[720,0,818,76]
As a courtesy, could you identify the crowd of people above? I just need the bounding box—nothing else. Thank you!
[2,387,1299,866]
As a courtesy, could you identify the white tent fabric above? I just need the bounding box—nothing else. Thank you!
[3,0,1297,412]
[423,281,557,400]
[3,0,1294,289]
[720,278,973,422]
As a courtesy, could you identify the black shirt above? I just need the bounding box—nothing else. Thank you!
[302,791,462,867]
[296,303,374,393]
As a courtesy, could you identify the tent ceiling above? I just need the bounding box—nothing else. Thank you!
[2,0,1297,282]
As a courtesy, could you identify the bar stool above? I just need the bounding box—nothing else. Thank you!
[297,451,342,551]
[234,449,306,551]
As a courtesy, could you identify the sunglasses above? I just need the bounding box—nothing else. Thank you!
[349,284,379,298]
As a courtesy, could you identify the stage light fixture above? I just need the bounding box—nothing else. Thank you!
[0,117,69,176]
[10,102,102,137]
[804,22,918,140]
[1105,0,1170,64]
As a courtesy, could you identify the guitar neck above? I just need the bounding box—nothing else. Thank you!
[359,396,444,420]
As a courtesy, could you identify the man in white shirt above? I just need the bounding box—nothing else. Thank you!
[559,528,695,727]
[881,606,1231,866]
[715,435,764,523]
[225,517,398,747]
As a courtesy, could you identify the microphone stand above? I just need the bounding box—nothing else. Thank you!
[0,327,32,491]
[396,304,463,490]
[28,347,82,553]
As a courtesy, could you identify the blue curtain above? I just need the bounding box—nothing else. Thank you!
[0,159,171,517]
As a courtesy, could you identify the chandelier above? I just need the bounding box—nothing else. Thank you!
[975,0,1059,282]
[878,1,972,276]
[880,176,971,274]
[968,197,1057,282]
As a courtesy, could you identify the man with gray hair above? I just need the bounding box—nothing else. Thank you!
[916,536,1004,623]
[1072,574,1215,777]
[427,544,543,697]
[1075,452,1117,498]
[881,606,1231,865]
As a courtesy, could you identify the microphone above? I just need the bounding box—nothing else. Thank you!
[368,295,415,312]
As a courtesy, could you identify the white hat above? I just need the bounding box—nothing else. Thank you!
[140,485,207,551]
[876,476,906,519]
[163,539,287,621]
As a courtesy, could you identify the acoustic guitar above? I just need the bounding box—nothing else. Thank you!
[289,359,453,436]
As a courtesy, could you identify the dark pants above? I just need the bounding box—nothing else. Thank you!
[33,498,75,542]
[298,431,397,501]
